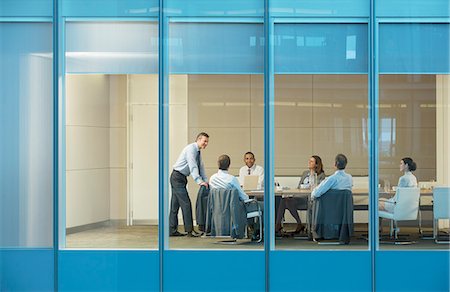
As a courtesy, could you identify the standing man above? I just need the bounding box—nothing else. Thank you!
[239,152,264,190]
[170,132,209,237]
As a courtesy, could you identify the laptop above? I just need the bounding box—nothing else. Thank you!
[243,175,259,191]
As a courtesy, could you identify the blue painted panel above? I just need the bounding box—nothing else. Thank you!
[377,0,450,17]
[376,251,450,292]
[379,24,450,74]
[62,0,158,17]
[59,250,159,291]
[0,22,53,248]
[169,22,264,74]
[0,249,54,291]
[164,250,265,291]
[270,251,372,291]
[165,0,263,17]
[274,23,368,73]
[270,0,369,17]
[0,0,52,17]
[66,21,158,74]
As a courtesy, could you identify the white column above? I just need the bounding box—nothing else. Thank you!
[436,75,450,229]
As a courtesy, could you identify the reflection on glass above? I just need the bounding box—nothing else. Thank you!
[64,22,158,249]
[0,23,53,248]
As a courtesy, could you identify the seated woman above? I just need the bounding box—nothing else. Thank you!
[275,155,325,235]
[379,157,418,213]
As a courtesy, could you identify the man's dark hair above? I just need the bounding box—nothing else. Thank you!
[218,154,231,170]
[244,151,255,158]
[335,154,348,170]
[196,132,209,140]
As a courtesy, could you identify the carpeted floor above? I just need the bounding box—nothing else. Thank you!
[65,224,449,250]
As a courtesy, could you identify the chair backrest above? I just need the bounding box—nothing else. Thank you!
[393,187,420,221]
[433,187,450,220]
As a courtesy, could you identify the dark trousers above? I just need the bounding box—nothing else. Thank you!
[169,170,193,234]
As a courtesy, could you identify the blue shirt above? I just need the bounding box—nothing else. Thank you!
[173,142,207,184]
[209,170,249,201]
[311,169,353,199]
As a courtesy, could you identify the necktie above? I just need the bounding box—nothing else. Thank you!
[248,168,251,175]
[196,151,201,169]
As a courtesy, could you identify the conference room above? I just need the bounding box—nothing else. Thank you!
[60,21,450,252]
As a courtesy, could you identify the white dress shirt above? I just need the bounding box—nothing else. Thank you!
[311,169,353,199]
[173,142,207,184]
[210,169,249,201]
[239,164,264,190]
[398,171,418,187]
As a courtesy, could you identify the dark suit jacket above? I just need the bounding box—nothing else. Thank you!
[310,189,354,243]
[206,188,247,239]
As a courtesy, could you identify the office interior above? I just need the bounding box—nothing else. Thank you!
[1,1,450,291]
[63,72,449,250]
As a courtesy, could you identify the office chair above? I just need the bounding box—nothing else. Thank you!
[432,187,450,244]
[379,187,420,244]
[244,199,263,243]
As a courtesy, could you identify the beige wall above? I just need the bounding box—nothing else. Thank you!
[66,75,128,228]
[379,75,436,186]
[66,75,111,228]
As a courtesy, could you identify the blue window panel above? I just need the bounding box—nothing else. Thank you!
[274,24,368,73]
[377,0,450,17]
[270,0,369,17]
[59,250,159,291]
[379,24,450,74]
[164,251,265,292]
[66,22,158,74]
[270,251,372,291]
[169,23,264,74]
[1,249,54,291]
[376,251,450,292]
[165,0,263,17]
[0,0,52,17]
[62,0,158,17]
[0,22,53,248]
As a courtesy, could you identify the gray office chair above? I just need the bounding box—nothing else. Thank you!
[244,199,263,243]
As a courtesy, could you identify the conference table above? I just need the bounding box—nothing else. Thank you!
[246,188,432,199]
[246,188,433,212]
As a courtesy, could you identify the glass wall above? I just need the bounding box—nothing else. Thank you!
[0,22,53,248]
[167,21,265,249]
[63,21,159,249]
[378,23,450,249]
[273,23,369,249]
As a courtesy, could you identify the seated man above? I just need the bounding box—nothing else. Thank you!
[311,154,353,199]
[210,154,263,240]
[210,154,249,201]
[310,154,353,243]
[239,152,264,190]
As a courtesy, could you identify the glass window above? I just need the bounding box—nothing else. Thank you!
[0,22,53,247]
[63,21,159,249]
[274,24,369,250]
[168,22,264,249]
[378,23,450,250]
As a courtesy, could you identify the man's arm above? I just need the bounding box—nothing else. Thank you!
[311,175,335,199]
[186,147,203,184]
[257,166,264,188]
